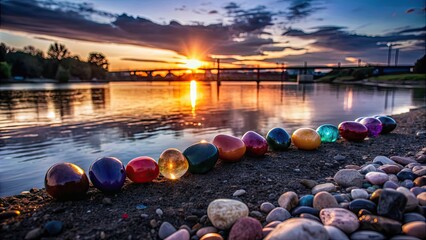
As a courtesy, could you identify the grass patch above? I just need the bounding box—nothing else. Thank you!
[370,74,425,81]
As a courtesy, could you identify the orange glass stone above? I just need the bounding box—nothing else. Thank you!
[291,128,321,150]
[212,134,246,162]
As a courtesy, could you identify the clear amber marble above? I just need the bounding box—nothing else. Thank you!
[158,148,189,180]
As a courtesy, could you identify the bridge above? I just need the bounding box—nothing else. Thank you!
[108,65,414,84]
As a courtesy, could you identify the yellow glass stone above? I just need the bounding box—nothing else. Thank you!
[291,128,321,150]
[158,148,189,180]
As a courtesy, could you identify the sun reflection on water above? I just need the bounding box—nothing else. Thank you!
[190,80,197,116]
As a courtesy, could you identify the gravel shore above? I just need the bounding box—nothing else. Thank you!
[1,107,425,239]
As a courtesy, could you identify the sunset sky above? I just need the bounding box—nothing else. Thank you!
[1,0,425,70]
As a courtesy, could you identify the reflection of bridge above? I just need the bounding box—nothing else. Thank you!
[108,65,414,84]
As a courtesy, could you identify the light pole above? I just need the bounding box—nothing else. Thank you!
[387,43,393,66]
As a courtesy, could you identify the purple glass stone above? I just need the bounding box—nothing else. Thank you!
[360,117,383,137]
[89,157,126,193]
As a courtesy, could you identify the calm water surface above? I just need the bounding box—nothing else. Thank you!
[0,81,425,196]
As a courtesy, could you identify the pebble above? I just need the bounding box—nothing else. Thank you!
[313,191,339,210]
[402,221,426,239]
[417,192,426,206]
[333,169,364,187]
[312,183,336,194]
[383,181,399,189]
[350,230,386,240]
[260,202,275,213]
[207,199,249,229]
[324,225,349,240]
[265,207,291,223]
[102,197,112,205]
[0,210,20,220]
[159,222,177,239]
[291,206,320,216]
[334,154,346,161]
[228,217,262,240]
[265,218,328,240]
[25,228,44,240]
[249,210,262,219]
[196,227,217,238]
[44,220,63,236]
[373,156,396,165]
[298,194,314,206]
[262,227,274,238]
[165,229,190,240]
[349,199,377,213]
[379,164,401,174]
[365,172,389,185]
[397,187,419,211]
[300,179,318,189]
[351,189,369,199]
[319,208,359,234]
[414,176,426,187]
[403,213,425,224]
[377,189,407,221]
[265,221,282,228]
[390,156,417,166]
[150,219,158,228]
[300,213,321,222]
[413,166,426,176]
[359,214,402,235]
[401,180,414,189]
[278,191,298,211]
[156,208,164,217]
[232,189,246,197]
[397,169,417,181]
[360,164,377,174]
[200,233,223,240]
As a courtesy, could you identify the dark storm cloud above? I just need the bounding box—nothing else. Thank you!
[280,0,325,22]
[0,0,276,57]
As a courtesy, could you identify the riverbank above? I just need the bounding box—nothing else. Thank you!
[1,108,426,239]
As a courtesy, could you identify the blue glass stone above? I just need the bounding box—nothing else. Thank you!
[183,142,219,174]
[298,195,314,207]
[89,157,126,193]
[44,221,63,236]
[266,127,291,151]
[316,124,339,143]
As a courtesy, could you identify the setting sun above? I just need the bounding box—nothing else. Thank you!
[184,59,203,69]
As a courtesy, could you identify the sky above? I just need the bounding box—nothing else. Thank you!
[0,0,425,70]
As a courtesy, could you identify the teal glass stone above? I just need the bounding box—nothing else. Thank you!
[298,194,314,207]
[316,124,339,143]
[183,142,219,174]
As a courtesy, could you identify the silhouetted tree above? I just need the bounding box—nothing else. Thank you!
[88,52,108,79]
[0,43,7,62]
[47,43,70,61]
[0,62,11,80]
[23,45,44,58]
[414,55,426,73]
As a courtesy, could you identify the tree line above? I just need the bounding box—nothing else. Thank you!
[0,42,109,82]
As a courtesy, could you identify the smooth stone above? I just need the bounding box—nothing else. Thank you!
[265,218,328,240]
[338,121,368,142]
[313,191,339,210]
[397,187,419,211]
[228,217,262,240]
[126,156,159,183]
[414,177,426,187]
[250,210,263,219]
[390,156,417,166]
[379,164,401,174]
[359,214,402,235]
[373,156,396,165]
[403,213,426,224]
[397,169,417,181]
[334,154,346,161]
[45,162,89,200]
[291,128,321,150]
[402,221,426,239]
[183,142,219,174]
[212,134,246,162]
[334,169,364,188]
[375,116,397,134]
[260,202,275,213]
[241,131,268,157]
[158,148,189,180]
[207,199,248,229]
[389,174,399,183]
[291,206,320,216]
[300,213,321,222]
[350,230,386,240]
[232,189,246,197]
[316,124,339,143]
[300,179,318,189]
[196,227,218,238]
[334,193,351,203]
[351,189,369,199]
[413,167,426,176]
[312,183,336,194]
[25,228,44,240]
[200,233,223,240]
[278,191,298,211]
[164,229,190,240]
[265,221,282,228]
[383,181,399,189]
[0,210,20,220]
[324,225,350,240]
[44,220,63,236]
[365,172,389,185]
[360,117,383,137]
[298,195,314,207]
[159,222,177,239]
[265,207,291,223]
[417,192,426,206]
[360,164,378,174]
[320,208,359,234]
[89,157,126,193]
[411,187,426,196]
[349,199,377,214]
[401,180,415,189]
[266,127,291,151]
[377,189,407,221]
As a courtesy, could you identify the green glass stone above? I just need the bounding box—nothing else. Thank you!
[183,142,219,174]
[316,124,339,143]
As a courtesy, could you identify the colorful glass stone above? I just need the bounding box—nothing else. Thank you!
[291,128,321,150]
[183,142,219,174]
[316,124,339,143]
[45,162,89,200]
[338,121,369,142]
[89,157,126,192]
[241,131,268,157]
[126,156,159,183]
[158,148,189,180]
[375,116,397,134]
[360,117,383,137]
[266,127,291,151]
[212,134,246,162]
